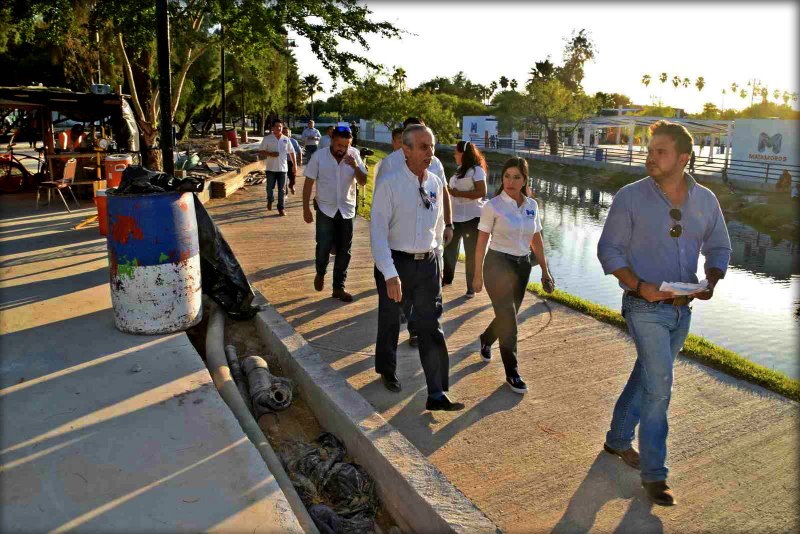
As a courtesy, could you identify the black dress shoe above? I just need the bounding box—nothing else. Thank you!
[425,395,465,411]
[408,335,418,347]
[381,373,401,392]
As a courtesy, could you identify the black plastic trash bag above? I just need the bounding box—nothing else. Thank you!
[192,195,259,319]
[114,165,204,195]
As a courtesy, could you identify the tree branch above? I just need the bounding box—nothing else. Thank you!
[117,32,145,122]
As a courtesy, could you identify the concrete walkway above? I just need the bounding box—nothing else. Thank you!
[204,177,799,533]
[0,194,302,532]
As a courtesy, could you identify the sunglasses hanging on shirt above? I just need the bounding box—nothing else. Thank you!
[669,208,683,238]
[418,187,432,210]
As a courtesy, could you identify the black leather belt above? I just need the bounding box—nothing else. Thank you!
[625,291,692,307]
[392,250,434,261]
[488,248,530,264]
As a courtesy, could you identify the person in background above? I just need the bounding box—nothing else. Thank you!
[370,124,463,411]
[319,126,335,150]
[258,118,296,216]
[350,121,360,145]
[597,120,731,507]
[443,140,487,297]
[303,125,367,302]
[473,157,554,395]
[283,125,302,195]
[302,120,321,164]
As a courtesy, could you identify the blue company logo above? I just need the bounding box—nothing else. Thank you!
[757,132,782,154]
[525,209,536,218]
[429,190,437,200]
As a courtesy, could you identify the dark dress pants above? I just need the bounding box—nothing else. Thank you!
[315,209,353,290]
[481,249,532,379]
[374,252,449,396]
[442,217,480,292]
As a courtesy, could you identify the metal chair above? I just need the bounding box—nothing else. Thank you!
[36,158,80,212]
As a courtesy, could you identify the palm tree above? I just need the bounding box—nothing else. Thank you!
[302,74,323,120]
[760,86,769,103]
[681,77,691,88]
[731,82,738,94]
[499,76,509,90]
[510,79,518,91]
[671,75,681,89]
[739,89,747,100]
[659,72,668,84]
[773,89,781,101]
[641,74,652,88]
[782,90,791,105]
[489,80,498,97]
[695,76,705,92]
[391,67,407,92]
[792,91,798,103]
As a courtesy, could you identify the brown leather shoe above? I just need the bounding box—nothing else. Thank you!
[604,443,640,469]
[267,201,273,211]
[332,288,353,302]
[642,480,676,506]
[278,209,287,216]
[313,273,324,292]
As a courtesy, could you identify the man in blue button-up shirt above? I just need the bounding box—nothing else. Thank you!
[597,120,731,507]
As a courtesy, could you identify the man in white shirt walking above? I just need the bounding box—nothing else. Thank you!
[370,124,464,412]
[258,119,296,216]
[301,120,321,164]
[374,118,453,347]
[302,125,367,302]
[319,126,334,150]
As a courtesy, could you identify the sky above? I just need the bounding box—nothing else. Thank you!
[290,2,799,114]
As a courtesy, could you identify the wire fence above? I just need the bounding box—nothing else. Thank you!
[466,138,800,185]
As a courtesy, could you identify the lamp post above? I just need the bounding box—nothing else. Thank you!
[285,38,296,127]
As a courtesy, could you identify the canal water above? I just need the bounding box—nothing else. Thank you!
[444,162,800,378]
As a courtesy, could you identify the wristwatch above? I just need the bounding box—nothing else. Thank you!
[636,279,643,294]
[445,224,454,229]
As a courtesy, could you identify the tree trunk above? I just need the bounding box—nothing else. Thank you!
[130,48,159,168]
[547,127,559,155]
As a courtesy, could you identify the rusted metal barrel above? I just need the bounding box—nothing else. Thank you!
[105,191,202,334]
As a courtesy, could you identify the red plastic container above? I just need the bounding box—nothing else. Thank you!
[94,188,110,235]
[104,154,132,188]
[225,129,239,148]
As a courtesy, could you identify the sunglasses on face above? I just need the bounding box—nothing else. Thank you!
[669,208,682,238]
[418,187,431,210]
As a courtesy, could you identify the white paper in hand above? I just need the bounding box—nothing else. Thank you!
[659,280,708,295]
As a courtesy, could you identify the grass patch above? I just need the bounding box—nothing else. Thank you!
[357,145,391,221]
[526,281,800,402]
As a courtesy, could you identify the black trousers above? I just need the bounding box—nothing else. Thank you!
[481,249,532,379]
[315,209,353,289]
[442,217,480,292]
[374,252,449,396]
[304,144,317,164]
[287,158,296,189]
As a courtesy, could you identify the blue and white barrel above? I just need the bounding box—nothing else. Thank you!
[106,191,202,334]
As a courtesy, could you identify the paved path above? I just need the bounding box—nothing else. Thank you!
[205,175,799,533]
[0,194,302,533]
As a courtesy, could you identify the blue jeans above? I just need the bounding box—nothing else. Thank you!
[606,293,692,482]
[266,171,286,210]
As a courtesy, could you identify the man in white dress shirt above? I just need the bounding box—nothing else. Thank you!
[258,119,296,216]
[319,126,334,150]
[370,125,464,411]
[374,118,453,347]
[303,125,367,302]
[301,120,321,164]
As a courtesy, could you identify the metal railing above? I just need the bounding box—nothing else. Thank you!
[466,138,800,184]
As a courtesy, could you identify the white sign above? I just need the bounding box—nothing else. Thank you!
[462,116,498,143]
[730,119,799,168]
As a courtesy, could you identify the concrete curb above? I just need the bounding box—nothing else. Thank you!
[251,290,500,534]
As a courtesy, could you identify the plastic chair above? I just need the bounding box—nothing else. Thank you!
[37,158,80,212]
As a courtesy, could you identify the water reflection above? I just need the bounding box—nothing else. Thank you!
[446,161,800,378]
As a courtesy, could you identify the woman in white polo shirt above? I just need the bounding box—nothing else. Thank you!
[443,141,487,297]
[473,157,555,394]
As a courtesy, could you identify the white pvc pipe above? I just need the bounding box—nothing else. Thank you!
[205,299,318,534]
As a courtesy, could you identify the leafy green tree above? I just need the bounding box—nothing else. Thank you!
[509,78,518,91]
[391,67,407,92]
[303,74,324,120]
[641,74,651,88]
[695,76,705,92]
[594,91,632,112]
[659,72,668,84]
[499,76,509,90]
